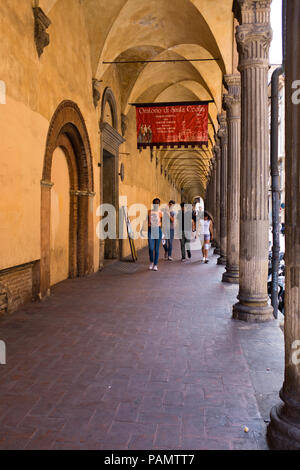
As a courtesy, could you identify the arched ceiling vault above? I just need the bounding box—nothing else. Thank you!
[41,0,234,76]
[122,48,222,114]
[40,0,234,200]
[156,147,212,199]
[95,0,227,78]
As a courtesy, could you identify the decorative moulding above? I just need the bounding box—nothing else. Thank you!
[100,122,125,155]
[92,79,102,108]
[33,7,51,58]
[121,113,128,137]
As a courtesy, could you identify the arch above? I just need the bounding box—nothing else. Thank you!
[101,87,118,130]
[40,100,94,297]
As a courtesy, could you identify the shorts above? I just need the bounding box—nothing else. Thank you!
[204,234,210,242]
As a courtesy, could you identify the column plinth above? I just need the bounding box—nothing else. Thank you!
[268,400,300,450]
[232,0,273,321]
[268,0,300,449]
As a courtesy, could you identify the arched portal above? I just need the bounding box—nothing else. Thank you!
[50,147,70,286]
[40,101,94,297]
[100,88,125,263]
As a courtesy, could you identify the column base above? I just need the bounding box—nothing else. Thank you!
[268,403,300,450]
[232,301,273,322]
[222,269,239,284]
[217,256,226,265]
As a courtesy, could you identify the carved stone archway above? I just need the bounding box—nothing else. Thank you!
[100,88,125,264]
[40,100,94,297]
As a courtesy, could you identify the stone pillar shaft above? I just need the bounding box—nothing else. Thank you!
[232,0,273,321]
[268,0,300,450]
[210,159,217,228]
[205,175,211,213]
[222,75,241,284]
[214,145,221,254]
[207,177,213,215]
[217,113,228,266]
[213,159,217,225]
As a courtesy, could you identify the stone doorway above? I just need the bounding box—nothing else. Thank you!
[40,101,94,297]
[103,149,117,259]
[100,88,125,265]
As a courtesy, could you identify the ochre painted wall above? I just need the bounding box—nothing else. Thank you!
[0,0,179,275]
[0,1,100,272]
[0,95,48,270]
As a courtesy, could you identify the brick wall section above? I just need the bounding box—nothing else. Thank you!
[0,262,38,315]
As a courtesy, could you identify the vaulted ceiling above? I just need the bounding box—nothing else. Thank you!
[40,0,235,199]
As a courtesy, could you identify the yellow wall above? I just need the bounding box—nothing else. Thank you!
[0,96,48,270]
[0,0,100,272]
[0,0,223,274]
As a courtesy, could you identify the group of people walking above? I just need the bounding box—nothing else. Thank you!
[147,198,213,271]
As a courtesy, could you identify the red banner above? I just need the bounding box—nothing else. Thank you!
[135,102,209,148]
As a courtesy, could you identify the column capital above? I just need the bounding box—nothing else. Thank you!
[214,133,220,147]
[223,74,241,118]
[233,0,272,71]
[213,144,221,161]
[233,0,272,25]
[217,113,228,142]
[224,74,241,96]
[235,23,272,70]
[217,112,227,126]
[209,154,216,171]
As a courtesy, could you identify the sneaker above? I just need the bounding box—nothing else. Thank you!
[149,263,154,270]
[205,259,209,264]
[168,257,173,261]
[181,258,186,262]
[153,265,158,271]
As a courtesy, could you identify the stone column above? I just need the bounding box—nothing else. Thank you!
[210,157,217,233]
[206,176,212,214]
[208,161,215,216]
[232,0,273,321]
[217,113,228,266]
[214,144,221,254]
[222,75,241,284]
[205,173,213,219]
[268,1,300,450]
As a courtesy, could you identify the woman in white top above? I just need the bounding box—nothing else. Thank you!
[202,211,213,264]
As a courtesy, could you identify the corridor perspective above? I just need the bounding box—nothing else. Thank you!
[1,0,300,451]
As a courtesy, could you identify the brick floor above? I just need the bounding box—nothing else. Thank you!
[0,243,284,450]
